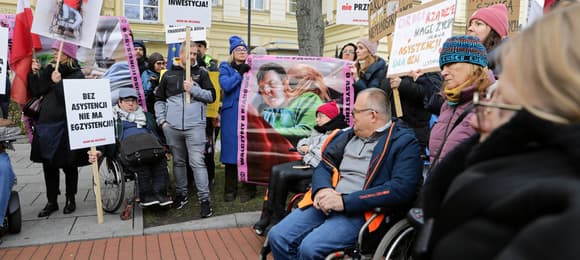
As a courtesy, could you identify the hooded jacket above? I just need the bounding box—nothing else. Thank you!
[154,63,215,130]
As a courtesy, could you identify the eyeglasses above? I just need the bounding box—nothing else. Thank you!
[155,61,166,65]
[350,108,375,117]
[343,50,355,54]
[234,47,247,53]
[121,98,137,103]
[473,92,521,127]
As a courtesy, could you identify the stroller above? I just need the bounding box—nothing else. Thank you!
[0,126,22,239]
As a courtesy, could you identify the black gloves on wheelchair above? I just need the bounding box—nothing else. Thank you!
[238,64,251,75]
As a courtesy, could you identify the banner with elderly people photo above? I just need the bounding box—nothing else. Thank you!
[387,0,457,77]
[238,55,354,185]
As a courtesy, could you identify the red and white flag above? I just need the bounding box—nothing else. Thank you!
[9,0,42,105]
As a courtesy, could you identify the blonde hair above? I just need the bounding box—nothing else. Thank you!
[355,55,377,77]
[501,4,580,123]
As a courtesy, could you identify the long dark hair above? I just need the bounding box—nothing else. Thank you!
[482,30,502,52]
[339,43,357,61]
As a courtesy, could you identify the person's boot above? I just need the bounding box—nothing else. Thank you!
[239,183,256,203]
[38,202,59,217]
[224,170,237,202]
[253,200,271,236]
[63,196,76,214]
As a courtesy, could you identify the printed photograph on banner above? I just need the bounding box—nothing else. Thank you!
[30,16,146,112]
[63,79,115,150]
[165,25,206,44]
[387,0,457,77]
[31,0,103,48]
[237,55,354,185]
[336,0,370,25]
[0,27,7,95]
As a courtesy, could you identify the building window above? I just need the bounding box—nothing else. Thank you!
[288,0,297,13]
[212,0,220,6]
[124,0,159,23]
[242,0,265,10]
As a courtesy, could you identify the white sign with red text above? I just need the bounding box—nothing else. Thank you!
[0,27,7,95]
[337,0,371,25]
[64,79,115,150]
[165,25,206,44]
[164,0,212,27]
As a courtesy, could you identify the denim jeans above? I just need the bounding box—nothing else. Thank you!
[0,152,15,226]
[268,206,365,260]
[163,126,209,201]
[127,159,169,200]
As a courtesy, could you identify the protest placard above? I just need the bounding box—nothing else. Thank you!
[63,79,115,150]
[387,0,457,77]
[165,25,206,44]
[467,0,521,35]
[0,27,7,95]
[31,0,103,48]
[337,0,371,25]
[369,0,415,42]
[164,0,212,27]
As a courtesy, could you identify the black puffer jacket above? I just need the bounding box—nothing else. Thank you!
[28,61,89,167]
[421,110,580,259]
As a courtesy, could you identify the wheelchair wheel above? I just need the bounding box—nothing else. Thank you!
[372,219,415,260]
[98,157,125,213]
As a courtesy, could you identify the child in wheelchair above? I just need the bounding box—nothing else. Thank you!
[253,100,348,235]
[88,88,172,208]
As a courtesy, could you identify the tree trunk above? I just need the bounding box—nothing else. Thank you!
[295,0,324,56]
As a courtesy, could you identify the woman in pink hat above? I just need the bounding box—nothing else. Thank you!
[352,38,386,96]
[467,3,509,76]
[28,40,88,217]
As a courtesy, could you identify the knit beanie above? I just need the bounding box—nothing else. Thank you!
[469,4,509,38]
[147,52,165,70]
[357,38,378,56]
[229,36,248,54]
[133,40,147,57]
[51,40,78,59]
[316,100,340,120]
[439,35,488,69]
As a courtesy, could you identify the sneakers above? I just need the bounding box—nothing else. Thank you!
[253,217,270,236]
[139,195,160,208]
[200,200,213,218]
[157,194,173,207]
[175,195,189,209]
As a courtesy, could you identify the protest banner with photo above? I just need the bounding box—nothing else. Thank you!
[336,0,371,25]
[387,0,457,77]
[467,0,521,35]
[164,0,212,27]
[165,25,206,44]
[31,0,103,48]
[63,79,115,150]
[238,55,354,185]
[0,27,7,95]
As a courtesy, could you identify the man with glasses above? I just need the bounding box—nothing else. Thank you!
[268,88,423,259]
[154,41,216,217]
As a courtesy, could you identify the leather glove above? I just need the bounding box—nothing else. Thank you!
[238,63,251,75]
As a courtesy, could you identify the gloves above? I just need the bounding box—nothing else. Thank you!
[238,63,251,75]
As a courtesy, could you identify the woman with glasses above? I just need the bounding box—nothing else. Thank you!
[219,36,257,202]
[428,35,495,164]
[419,5,580,259]
[141,52,166,113]
[338,43,357,61]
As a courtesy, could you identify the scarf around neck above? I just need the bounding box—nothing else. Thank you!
[113,105,147,128]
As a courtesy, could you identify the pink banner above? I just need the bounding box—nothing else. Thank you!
[238,55,354,185]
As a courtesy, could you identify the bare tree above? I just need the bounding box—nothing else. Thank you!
[295,0,324,56]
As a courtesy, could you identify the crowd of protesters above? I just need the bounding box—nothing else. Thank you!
[1,0,579,258]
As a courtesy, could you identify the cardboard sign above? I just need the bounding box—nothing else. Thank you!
[31,0,103,48]
[63,79,115,150]
[336,0,371,25]
[369,0,390,42]
[0,27,7,95]
[387,0,457,77]
[165,25,206,44]
[466,0,521,35]
[164,0,212,27]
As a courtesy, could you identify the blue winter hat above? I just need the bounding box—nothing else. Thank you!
[229,36,248,54]
[439,35,488,69]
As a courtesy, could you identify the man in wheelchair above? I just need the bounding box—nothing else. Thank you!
[268,88,423,259]
[88,88,172,208]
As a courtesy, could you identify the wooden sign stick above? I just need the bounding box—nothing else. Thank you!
[55,41,64,72]
[91,146,104,224]
[185,26,191,104]
[393,88,403,117]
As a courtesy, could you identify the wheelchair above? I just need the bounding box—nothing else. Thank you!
[97,154,142,217]
[0,137,22,236]
[49,0,83,39]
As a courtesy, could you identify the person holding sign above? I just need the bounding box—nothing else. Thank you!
[467,4,509,76]
[88,88,172,208]
[154,40,215,217]
[28,40,89,217]
[218,36,257,203]
[352,38,386,96]
[428,36,495,164]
